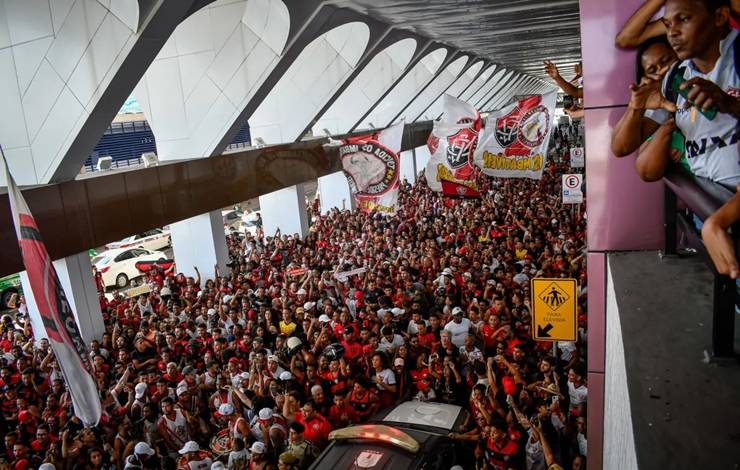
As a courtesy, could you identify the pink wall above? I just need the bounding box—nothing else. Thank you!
[581,0,665,251]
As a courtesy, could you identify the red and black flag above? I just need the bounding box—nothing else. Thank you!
[1,148,102,426]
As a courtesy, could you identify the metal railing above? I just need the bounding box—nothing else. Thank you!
[663,169,738,357]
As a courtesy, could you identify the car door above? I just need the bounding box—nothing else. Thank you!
[113,250,136,279]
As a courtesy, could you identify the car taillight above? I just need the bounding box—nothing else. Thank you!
[99,267,110,273]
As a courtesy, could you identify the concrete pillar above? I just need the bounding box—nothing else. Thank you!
[259,185,309,238]
[318,172,354,214]
[169,211,229,282]
[20,251,104,344]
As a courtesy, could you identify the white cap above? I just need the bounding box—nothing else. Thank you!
[239,371,250,381]
[303,302,316,310]
[462,272,472,278]
[442,268,453,276]
[318,314,331,323]
[207,308,217,316]
[223,294,233,303]
[452,306,464,316]
[134,383,147,399]
[279,371,292,381]
[218,403,235,416]
[39,465,57,470]
[250,441,266,454]
[179,441,200,454]
[267,355,279,362]
[258,408,273,420]
[391,307,405,317]
[134,442,155,456]
[160,287,171,296]
[394,358,405,367]
[297,288,307,296]
[176,385,188,397]
[211,463,227,470]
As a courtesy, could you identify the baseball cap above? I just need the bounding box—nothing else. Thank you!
[394,358,404,367]
[134,442,155,456]
[135,383,148,399]
[452,306,464,316]
[279,451,299,464]
[211,463,226,470]
[279,371,293,381]
[297,288,307,296]
[250,441,266,454]
[38,465,56,470]
[176,385,188,397]
[318,314,331,323]
[304,302,316,310]
[258,408,273,421]
[217,403,235,417]
[178,441,200,454]
[391,307,405,317]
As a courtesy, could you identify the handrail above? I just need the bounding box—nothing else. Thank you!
[662,168,738,357]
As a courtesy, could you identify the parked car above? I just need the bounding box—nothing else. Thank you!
[309,401,471,470]
[0,274,22,310]
[222,210,261,236]
[105,228,171,251]
[93,248,167,288]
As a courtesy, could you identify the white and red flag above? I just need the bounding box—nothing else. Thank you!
[474,91,557,179]
[425,95,481,196]
[1,148,102,426]
[340,122,404,215]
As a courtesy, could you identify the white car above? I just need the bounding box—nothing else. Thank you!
[222,210,261,237]
[93,248,168,288]
[105,228,171,252]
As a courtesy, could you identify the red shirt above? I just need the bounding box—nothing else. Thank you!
[328,403,360,429]
[484,437,518,469]
[295,411,332,446]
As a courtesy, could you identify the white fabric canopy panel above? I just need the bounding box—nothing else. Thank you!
[248,21,370,143]
[311,37,417,136]
[422,59,485,121]
[358,47,447,130]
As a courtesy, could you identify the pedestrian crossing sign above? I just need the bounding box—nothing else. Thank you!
[531,278,578,341]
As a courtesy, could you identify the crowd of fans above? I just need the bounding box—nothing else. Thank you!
[0,122,587,470]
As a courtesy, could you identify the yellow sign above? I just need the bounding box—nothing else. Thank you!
[531,278,577,341]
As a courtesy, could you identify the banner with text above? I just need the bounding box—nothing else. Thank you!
[474,90,557,179]
[341,122,404,215]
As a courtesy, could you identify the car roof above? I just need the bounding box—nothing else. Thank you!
[374,402,467,433]
[99,247,153,256]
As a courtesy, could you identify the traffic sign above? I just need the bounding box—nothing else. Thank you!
[570,147,584,167]
[531,278,578,341]
[562,174,583,204]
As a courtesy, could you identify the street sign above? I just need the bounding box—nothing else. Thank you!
[531,278,578,341]
[562,174,583,204]
[570,147,584,168]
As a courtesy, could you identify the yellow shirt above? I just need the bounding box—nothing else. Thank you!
[279,321,297,336]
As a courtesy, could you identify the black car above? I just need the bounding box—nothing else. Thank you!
[308,401,473,470]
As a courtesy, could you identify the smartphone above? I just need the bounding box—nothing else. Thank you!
[670,72,717,120]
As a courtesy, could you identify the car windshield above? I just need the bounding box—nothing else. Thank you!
[94,255,112,266]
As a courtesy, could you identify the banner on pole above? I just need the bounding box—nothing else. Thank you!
[1,150,102,426]
[474,91,557,179]
[425,95,480,196]
[341,122,404,215]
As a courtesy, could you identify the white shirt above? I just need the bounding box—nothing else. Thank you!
[374,368,396,390]
[378,334,405,354]
[444,318,472,348]
[663,30,740,186]
[568,381,588,406]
